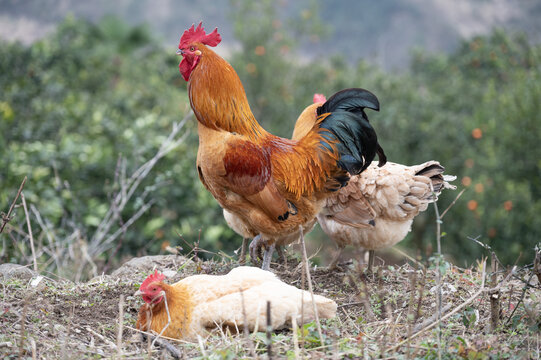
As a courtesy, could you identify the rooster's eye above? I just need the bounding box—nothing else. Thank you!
[190,46,195,51]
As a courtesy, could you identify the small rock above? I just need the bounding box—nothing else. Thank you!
[13,324,21,330]
[30,275,44,287]
[111,255,194,278]
[0,264,37,280]
[429,283,457,295]
[162,270,177,278]
[54,324,66,333]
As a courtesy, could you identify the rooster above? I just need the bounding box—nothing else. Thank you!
[177,23,386,270]
[135,267,337,341]
[222,98,333,266]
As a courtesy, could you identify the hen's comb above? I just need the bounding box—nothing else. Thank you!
[313,93,327,104]
[140,270,166,290]
[179,22,221,49]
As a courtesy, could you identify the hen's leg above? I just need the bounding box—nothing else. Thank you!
[239,237,249,264]
[276,245,284,262]
[261,243,276,271]
[328,247,343,270]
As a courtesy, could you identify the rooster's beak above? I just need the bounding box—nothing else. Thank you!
[176,49,184,55]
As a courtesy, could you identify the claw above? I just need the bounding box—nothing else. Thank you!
[248,235,277,271]
[249,234,264,263]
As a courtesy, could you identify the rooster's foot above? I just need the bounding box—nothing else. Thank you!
[249,235,276,271]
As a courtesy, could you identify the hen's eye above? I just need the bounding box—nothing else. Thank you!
[190,46,195,51]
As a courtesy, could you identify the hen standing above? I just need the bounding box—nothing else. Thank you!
[319,161,456,271]
[292,94,456,271]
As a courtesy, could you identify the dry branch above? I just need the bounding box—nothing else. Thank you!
[0,176,26,234]
[88,112,191,257]
[387,260,487,353]
[299,225,324,344]
[21,192,37,272]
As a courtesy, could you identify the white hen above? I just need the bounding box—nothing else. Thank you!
[318,160,456,270]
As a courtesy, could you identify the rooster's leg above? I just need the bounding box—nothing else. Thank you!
[328,247,344,270]
[249,234,265,265]
[261,243,276,271]
[239,237,249,264]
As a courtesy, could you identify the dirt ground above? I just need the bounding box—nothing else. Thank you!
[0,253,539,359]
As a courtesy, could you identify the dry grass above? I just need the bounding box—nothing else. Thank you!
[0,252,539,359]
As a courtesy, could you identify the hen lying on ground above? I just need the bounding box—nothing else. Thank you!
[135,267,337,341]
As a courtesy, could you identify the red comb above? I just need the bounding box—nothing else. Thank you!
[179,22,221,49]
[140,270,166,290]
[313,93,326,104]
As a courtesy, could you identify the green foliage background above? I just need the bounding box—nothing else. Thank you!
[1,2,539,277]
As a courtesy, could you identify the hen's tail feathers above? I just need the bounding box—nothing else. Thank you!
[317,88,387,177]
[415,161,457,199]
[312,294,338,319]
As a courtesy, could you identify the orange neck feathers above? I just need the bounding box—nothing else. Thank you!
[136,282,194,339]
[187,45,267,139]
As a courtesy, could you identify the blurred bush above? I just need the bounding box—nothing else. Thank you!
[1,4,539,277]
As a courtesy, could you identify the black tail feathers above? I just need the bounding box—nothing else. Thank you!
[318,88,386,176]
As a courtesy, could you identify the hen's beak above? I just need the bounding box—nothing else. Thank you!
[134,289,143,296]
[176,49,184,55]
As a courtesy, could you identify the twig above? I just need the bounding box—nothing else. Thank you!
[505,272,535,325]
[387,260,487,353]
[430,183,442,360]
[89,113,190,256]
[117,294,124,356]
[0,176,26,234]
[197,335,207,357]
[30,338,36,360]
[337,301,363,309]
[299,225,324,344]
[19,296,29,358]
[291,315,300,360]
[140,332,182,359]
[490,252,500,331]
[440,188,465,219]
[21,193,37,272]
[411,304,453,334]
[415,269,427,322]
[266,301,272,360]
[29,204,61,271]
[391,247,426,269]
[94,198,156,256]
[348,274,375,322]
[239,288,257,358]
[85,327,117,349]
[406,271,418,359]
[151,290,172,348]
